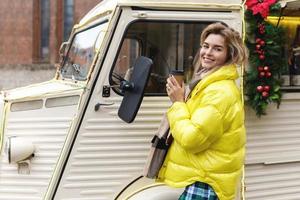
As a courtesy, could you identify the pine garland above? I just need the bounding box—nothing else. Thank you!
[244,1,288,116]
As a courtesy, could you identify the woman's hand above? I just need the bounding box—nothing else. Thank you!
[166,75,185,103]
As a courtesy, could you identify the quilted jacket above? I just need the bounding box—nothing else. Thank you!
[157,64,246,200]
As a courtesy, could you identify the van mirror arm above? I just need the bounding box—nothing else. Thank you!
[120,80,134,91]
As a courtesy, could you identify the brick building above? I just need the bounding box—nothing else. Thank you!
[0,0,100,89]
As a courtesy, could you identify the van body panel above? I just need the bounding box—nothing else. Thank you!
[0,81,83,200]
[245,96,300,199]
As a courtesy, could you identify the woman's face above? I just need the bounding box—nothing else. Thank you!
[200,33,228,69]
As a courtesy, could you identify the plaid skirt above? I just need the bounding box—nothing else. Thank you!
[178,181,219,200]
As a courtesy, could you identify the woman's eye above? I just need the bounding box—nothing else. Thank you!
[214,48,222,52]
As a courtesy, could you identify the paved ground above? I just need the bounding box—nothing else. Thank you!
[0,64,56,90]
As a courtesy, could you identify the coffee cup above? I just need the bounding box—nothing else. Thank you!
[170,70,184,85]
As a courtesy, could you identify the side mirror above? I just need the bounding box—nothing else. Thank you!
[118,56,153,123]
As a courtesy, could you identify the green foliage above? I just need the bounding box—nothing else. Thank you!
[244,3,288,116]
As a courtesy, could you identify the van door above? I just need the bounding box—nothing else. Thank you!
[52,7,242,199]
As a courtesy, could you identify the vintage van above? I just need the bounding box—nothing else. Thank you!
[1,0,300,199]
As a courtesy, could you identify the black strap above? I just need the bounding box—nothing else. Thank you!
[151,135,169,149]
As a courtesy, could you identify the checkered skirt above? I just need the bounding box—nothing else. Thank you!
[178,181,219,200]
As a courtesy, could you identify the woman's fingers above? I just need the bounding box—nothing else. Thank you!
[181,81,185,88]
[167,76,181,89]
[169,75,180,87]
[166,82,171,92]
[166,76,185,103]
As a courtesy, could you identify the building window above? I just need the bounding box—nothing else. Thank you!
[41,0,50,61]
[64,0,74,41]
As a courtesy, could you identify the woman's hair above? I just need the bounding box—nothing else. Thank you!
[199,22,248,67]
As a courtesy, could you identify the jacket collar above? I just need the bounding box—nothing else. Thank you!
[192,64,239,95]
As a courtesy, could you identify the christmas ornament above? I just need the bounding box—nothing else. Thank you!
[262,91,269,98]
[263,66,269,71]
[263,85,270,92]
[257,85,264,92]
[244,0,288,116]
[259,54,265,60]
[245,0,276,18]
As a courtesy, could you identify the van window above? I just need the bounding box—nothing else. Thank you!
[111,21,210,95]
[60,22,108,81]
[112,38,141,84]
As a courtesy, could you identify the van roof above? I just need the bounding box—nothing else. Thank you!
[79,0,242,25]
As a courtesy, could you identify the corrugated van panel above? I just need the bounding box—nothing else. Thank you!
[246,99,300,165]
[245,98,300,199]
[57,96,300,199]
[245,163,300,200]
[55,97,171,200]
[0,103,79,200]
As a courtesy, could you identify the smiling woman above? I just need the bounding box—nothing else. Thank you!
[160,22,248,200]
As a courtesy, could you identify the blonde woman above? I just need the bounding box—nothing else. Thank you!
[158,22,248,200]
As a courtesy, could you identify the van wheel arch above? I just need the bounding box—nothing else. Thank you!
[115,177,183,200]
[125,184,183,200]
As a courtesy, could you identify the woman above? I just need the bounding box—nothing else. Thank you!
[157,22,248,200]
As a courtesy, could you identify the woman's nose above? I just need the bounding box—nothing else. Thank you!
[204,48,213,55]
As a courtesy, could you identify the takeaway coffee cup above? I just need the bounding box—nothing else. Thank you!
[170,70,184,85]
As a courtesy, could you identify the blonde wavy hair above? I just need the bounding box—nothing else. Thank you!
[193,22,248,73]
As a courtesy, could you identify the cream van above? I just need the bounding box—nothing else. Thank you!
[1,0,300,199]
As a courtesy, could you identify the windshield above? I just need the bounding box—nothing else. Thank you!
[60,21,108,81]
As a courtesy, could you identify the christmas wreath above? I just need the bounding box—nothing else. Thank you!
[244,0,288,116]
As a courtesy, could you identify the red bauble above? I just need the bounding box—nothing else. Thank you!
[259,54,265,60]
[260,40,265,46]
[257,85,264,92]
[259,71,265,78]
[262,91,269,98]
[259,28,265,34]
[263,85,270,92]
[263,66,270,72]
[266,72,272,77]
[258,66,264,72]
[256,38,261,43]
[256,44,261,50]
[258,24,266,34]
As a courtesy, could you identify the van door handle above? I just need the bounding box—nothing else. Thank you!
[94,102,114,111]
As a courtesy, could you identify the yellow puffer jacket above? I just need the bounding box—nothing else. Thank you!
[157,64,246,200]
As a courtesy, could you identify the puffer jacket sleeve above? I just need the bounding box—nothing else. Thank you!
[167,91,225,154]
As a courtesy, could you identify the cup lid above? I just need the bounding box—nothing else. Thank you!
[170,70,184,75]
